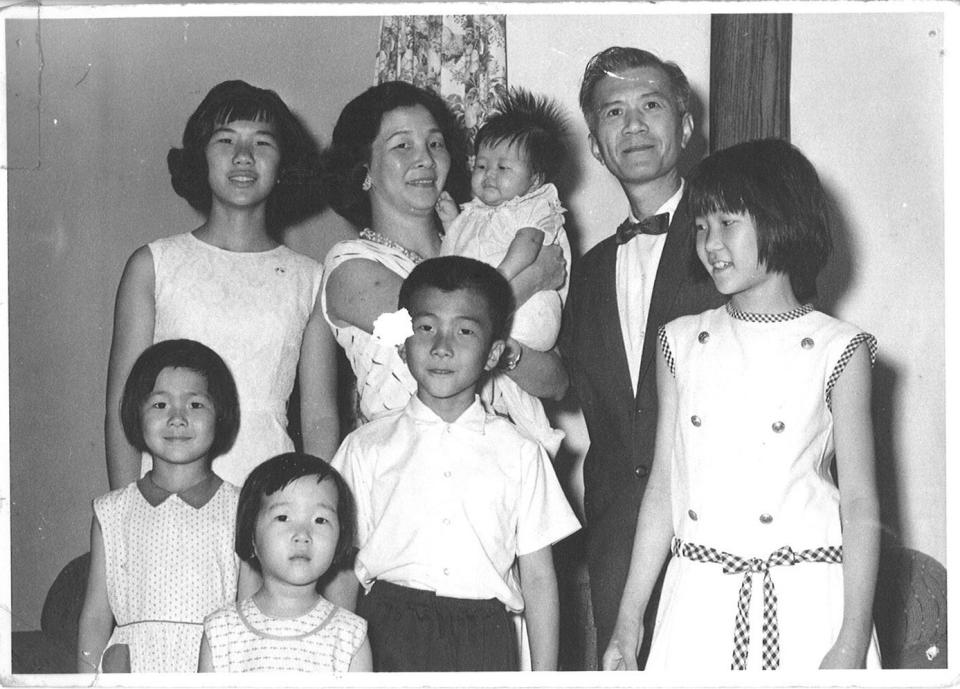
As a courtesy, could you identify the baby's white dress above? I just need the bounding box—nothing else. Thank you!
[203,596,367,672]
[150,232,322,486]
[440,183,569,456]
[650,303,882,671]
[94,476,239,672]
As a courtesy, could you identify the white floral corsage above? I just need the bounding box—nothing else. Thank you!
[372,308,414,347]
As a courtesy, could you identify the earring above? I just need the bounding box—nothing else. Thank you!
[362,173,373,191]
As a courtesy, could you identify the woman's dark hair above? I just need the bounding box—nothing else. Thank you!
[235,453,356,581]
[167,80,323,237]
[474,87,568,185]
[321,81,470,228]
[398,256,514,341]
[685,137,832,302]
[120,339,240,461]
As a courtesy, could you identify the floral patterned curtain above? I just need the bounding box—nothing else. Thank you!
[375,15,507,143]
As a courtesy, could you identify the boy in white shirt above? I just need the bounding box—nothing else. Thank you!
[330,255,580,671]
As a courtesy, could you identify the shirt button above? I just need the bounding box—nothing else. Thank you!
[442,518,451,526]
[443,471,452,478]
[801,337,815,350]
[634,465,649,479]
[698,331,710,344]
[443,568,450,576]
[759,513,773,524]
[691,415,702,427]
[772,421,785,433]
[688,509,698,521]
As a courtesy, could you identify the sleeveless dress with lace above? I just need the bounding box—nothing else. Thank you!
[95,480,240,672]
[150,232,322,486]
[203,596,367,672]
[320,237,419,425]
[649,304,881,670]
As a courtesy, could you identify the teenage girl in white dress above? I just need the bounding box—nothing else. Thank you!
[105,80,338,490]
[604,138,882,672]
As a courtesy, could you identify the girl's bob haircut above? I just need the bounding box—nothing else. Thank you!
[120,339,240,461]
[235,452,356,580]
[321,80,470,229]
[685,137,832,303]
[167,80,323,236]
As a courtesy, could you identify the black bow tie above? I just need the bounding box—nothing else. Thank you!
[616,213,670,244]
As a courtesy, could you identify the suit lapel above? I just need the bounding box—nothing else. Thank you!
[635,202,694,397]
[594,237,636,405]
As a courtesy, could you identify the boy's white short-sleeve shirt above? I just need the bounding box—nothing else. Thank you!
[331,395,580,612]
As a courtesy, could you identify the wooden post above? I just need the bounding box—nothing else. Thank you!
[709,14,792,152]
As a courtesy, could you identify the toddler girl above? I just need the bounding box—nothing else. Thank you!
[603,139,882,671]
[78,339,249,672]
[436,87,570,457]
[105,80,338,491]
[200,452,371,672]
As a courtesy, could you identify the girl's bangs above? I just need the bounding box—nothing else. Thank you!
[687,175,750,219]
[211,100,276,127]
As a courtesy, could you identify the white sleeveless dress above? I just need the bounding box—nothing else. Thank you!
[150,232,322,486]
[203,596,367,672]
[320,237,419,425]
[94,478,239,672]
[649,303,882,670]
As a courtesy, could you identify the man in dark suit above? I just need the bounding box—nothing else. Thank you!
[560,46,723,666]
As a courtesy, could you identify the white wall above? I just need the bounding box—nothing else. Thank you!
[792,13,945,564]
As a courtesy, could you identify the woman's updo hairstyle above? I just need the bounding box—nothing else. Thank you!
[321,81,470,229]
[167,80,324,237]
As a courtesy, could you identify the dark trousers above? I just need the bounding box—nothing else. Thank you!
[357,580,518,672]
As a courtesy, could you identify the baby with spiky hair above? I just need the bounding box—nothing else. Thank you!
[437,87,571,458]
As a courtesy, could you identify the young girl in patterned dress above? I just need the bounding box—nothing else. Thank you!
[200,453,371,672]
[78,339,251,672]
[105,80,338,492]
[603,139,882,671]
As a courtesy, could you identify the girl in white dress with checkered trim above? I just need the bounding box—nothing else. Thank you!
[603,139,881,672]
[78,339,254,673]
[200,453,371,673]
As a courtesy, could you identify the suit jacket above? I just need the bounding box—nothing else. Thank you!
[561,199,724,529]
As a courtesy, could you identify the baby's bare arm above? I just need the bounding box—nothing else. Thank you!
[498,226,544,280]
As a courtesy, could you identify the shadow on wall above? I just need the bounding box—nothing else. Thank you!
[818,181,903,549]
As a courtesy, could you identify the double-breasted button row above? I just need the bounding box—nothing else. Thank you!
[684,509,773,524]
[698,329,816,351]
[688,414,786,433]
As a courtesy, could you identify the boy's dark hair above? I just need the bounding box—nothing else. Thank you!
[167,80,323,237]
[120,339,240,461]
[685,137,832,302]
[398,256,514,341]
[474,87,568,184]
[578,46,691,135]
[235,452,356,579]
[321,81,470,228]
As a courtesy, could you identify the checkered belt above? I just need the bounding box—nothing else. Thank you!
[671,536,842,670]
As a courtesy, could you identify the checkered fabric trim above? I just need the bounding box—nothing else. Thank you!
[825,332,878,412]
[726,302,813,323]
[671,537,842,670]
[657,325,676,376]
